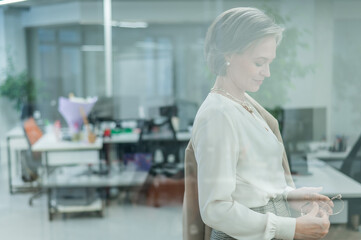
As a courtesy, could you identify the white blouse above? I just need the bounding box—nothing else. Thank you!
[191,93,296,240]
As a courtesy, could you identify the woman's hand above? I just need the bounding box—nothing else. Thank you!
[287,187,333,215]
[294,202,330,239]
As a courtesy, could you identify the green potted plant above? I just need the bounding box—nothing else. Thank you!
[0,68,37,116]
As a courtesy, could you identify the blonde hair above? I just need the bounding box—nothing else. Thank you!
[204,7,284,76]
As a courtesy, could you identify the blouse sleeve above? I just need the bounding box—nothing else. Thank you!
[192,108,296,240]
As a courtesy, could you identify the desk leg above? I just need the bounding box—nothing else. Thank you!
[45,152,49,176]
[48,188,53,221]
[7,137,13,194]
[351,214,360,230]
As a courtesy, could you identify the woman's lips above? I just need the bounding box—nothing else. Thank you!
[254,79,263,84]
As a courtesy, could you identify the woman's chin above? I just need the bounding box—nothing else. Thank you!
[248,86,261,92]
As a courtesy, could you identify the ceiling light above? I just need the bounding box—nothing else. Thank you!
[81,45,104,52]
[111,21,148,29]
[0,0,27,6]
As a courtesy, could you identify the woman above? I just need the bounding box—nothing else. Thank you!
[183,7,331,240]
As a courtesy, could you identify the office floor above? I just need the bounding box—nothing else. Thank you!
[0,148,361,240]
[0,153,182,240]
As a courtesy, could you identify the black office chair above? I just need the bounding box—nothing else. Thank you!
[138,116,182,177]
[340,133,361,229]
[137,116,185,207]
[340,134,361,180]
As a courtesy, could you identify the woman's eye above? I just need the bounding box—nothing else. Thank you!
[255,62,264,67]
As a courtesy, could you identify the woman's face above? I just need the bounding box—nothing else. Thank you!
[225,36,277,93]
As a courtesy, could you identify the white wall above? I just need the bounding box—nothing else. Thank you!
[281,0,321,109]
[0,8,26,140]
[0,8,6,79]
[279,0,361,144]
[312,0,334,142]
[5,8,26,72]
[330,0,361,144]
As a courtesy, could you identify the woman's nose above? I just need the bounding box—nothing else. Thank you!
[261,64,270,77]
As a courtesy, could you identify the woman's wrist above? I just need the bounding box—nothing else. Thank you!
[283,186,295,201]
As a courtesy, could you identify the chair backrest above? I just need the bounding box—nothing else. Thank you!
[23,117,43,146]
[21,118,43,182]
[138,118,177,143]
[137,118,180,165]
[340,134,361,182]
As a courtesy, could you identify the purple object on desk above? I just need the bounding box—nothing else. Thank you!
[123,153,152,171]
[58,96,97,133]
[134,153,152,171]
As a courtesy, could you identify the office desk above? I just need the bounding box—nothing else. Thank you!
[41,166,148,220]
[307,148,350,160]
[293,159,361,197]
[293,158,361,224]
[102,131,191,165]
[32,133,103,152]
[30,133,104,219]
[31,132,151,220]
[32,133,102,167]
[306,148,351,169]
[6,126,104,193]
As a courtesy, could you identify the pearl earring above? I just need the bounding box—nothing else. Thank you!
[226,61,230,66]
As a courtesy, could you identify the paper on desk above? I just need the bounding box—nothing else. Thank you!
[58,96,97,133]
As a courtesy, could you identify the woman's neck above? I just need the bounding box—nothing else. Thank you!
[213,76,246,102]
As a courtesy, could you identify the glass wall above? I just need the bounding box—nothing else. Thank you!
[27,23,207,123]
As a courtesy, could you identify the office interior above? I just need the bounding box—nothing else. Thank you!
[1,0,361,239]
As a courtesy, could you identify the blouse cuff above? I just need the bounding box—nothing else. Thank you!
[273,214,296,240]
[282,186,295,201]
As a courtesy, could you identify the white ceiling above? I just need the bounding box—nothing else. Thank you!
[9,0,201,8]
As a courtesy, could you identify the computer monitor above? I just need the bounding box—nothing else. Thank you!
[90,96,141,121]
[281,107,326,174]
[282,107,326,148]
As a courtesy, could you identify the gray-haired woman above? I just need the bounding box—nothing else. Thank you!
[185,7,332,240]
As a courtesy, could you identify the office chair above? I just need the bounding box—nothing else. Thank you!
[22,117,44,205]
[340,133,361,229]
[138,117,181,176]
[137,115,185,207]
[340,134,361,180]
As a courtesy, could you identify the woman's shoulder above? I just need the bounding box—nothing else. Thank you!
[191,94,240,142]
[192,93,241,132]
[196,93,237,119]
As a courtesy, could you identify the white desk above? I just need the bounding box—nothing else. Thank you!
[41,165,148,220]
[7,126,24,139]
[307,147,351,161]
[6,126,191,194]
[42,166,148,188]
[306,148,351,170]
[293,159,361,198]
[32,133,149,220]
[32,133,103,152]
[293,158,361,224]
[32,133,103,166]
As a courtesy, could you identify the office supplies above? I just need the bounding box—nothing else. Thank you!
[79,107,96,143]
[58,96,97,133]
